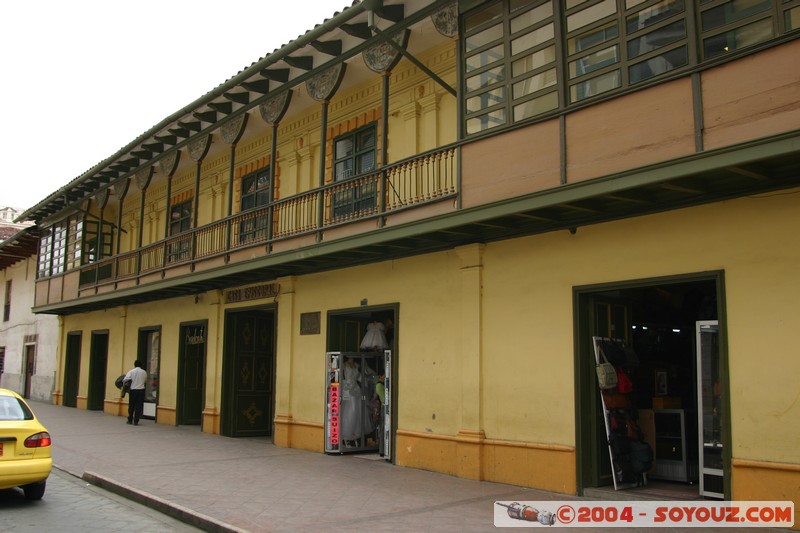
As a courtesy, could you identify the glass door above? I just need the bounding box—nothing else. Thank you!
[696,320,723,498]
[138,328,161,419]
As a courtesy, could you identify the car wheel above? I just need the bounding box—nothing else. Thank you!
[23,480,46,500]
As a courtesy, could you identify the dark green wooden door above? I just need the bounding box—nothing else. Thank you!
[178,322,206,425]
[224,311,275,437]
[87,332,108,411]
[63,333,81,408]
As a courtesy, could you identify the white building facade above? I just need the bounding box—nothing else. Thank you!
[0,227,59,400]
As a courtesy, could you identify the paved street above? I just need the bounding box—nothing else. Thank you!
[0,468,200,532]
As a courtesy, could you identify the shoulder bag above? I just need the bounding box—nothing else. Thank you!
[596,351,618,390]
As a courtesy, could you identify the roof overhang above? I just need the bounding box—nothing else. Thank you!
[0,226,40,270]
[16,0,454,225]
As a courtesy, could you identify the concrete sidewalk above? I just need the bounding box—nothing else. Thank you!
[31,401,781,532]
[30,401,569,532]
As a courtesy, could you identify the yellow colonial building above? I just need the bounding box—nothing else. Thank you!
[18,0,800,513]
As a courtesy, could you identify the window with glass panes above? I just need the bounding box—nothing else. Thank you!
[37,228,53,278]
[169,200,192,235]
[698,0,798,59]
[332,125,378,218]
[51,222,67,275]
[81,220,114,265]
[38,217,80,277]
[66,216,83,271]
[565,0,691,101]
[239,168,270,243]
[463,0,559,135]
[168,199,192,262]
[334,125,377,181]
[462,0,798,136]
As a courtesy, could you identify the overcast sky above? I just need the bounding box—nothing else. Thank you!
[0,0,348,211]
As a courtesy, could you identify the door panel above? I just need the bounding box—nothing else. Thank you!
[63,334,81,408]
[87,333,108,411]
[179,323,206,425]
[226,311,275,437]
[23,345,35,399]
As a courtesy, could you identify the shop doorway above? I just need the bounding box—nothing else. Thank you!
[575,273,729,499]
[63,332,81,408]
[137,327,161,420]
[177,321,207,426]
[87,331,109,411]
[326,306,396,460]
[221,308,276,437]
[23,344,35,399]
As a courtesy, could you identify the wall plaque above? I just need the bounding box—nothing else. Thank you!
[300,312,321,335]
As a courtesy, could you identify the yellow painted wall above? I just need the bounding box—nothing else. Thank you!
[61,293,221,420]
[57,185,800,505]
[276,185,800,499]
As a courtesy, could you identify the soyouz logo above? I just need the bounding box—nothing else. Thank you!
[494,501,794,528]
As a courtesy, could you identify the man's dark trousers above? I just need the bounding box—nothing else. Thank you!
[128,389,145,425]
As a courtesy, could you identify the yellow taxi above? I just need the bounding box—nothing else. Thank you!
[0,388,52,499]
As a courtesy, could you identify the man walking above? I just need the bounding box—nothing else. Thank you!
[124,360,147,425]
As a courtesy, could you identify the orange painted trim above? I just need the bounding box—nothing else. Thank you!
[733,458,800,472]
[396,428,575,452]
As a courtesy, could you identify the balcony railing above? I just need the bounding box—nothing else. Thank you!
[77,145,458,288]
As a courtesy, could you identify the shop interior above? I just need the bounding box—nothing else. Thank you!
[587,278,722,500]
[326,307,396,458]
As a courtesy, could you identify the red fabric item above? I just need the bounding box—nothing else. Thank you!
[616,367,633,394]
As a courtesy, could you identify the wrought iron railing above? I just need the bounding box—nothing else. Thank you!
[77,145,457,288]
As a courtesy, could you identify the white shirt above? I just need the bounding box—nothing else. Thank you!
[124,367,148,390]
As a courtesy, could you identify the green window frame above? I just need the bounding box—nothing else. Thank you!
[168,199,192,263]
[239,168,271,244]
[37,214,84,277]
[37,227,53,278]
[82,220,114,265]
[566,0,689,101]
[332,124,378,219]
[464,0,559,135]
[461,0,797,137]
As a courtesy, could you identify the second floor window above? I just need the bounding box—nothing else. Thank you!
[239,169,270,244]
[36,214,84,278]
[334,125,377,182]
[241,170,271,210]
[82,220,113,265]
[462,0,799,137]
[332,125,378,219]
[170,200,193,235]
[168,199,193,263]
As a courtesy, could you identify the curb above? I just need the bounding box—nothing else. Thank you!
[81,471,248,533]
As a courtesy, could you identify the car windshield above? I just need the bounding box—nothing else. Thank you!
[0,396,34,421]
